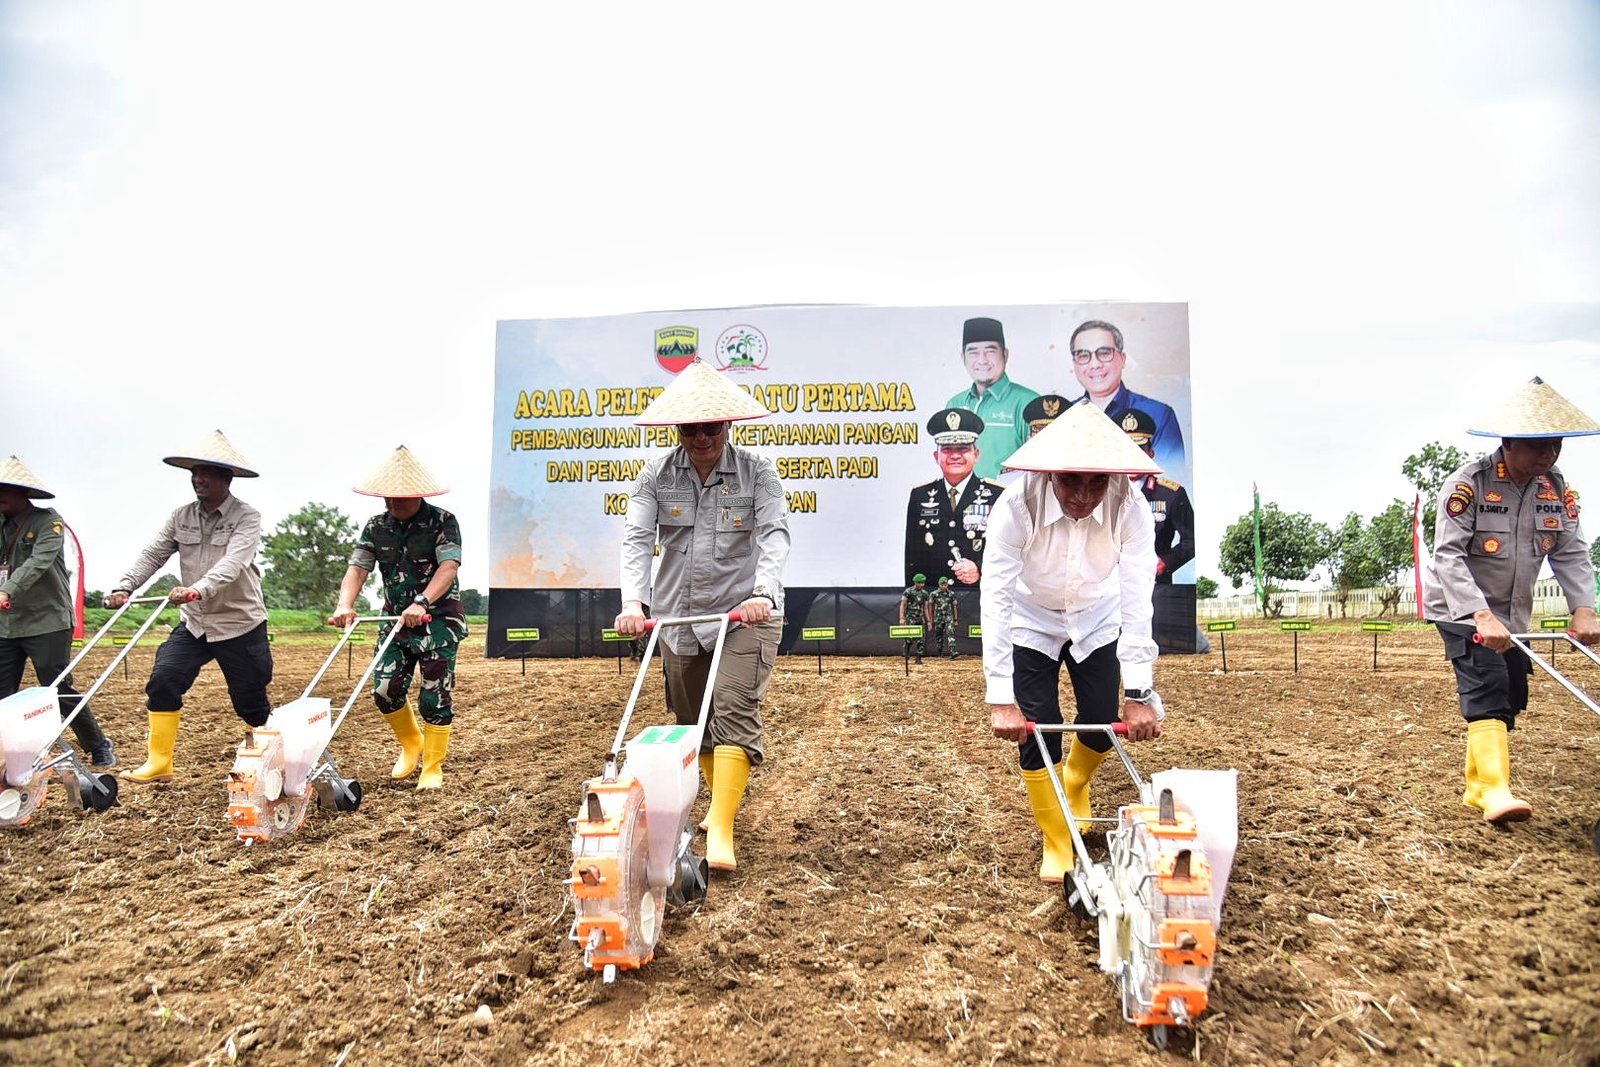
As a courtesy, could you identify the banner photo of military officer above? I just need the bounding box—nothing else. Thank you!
[489,302,1195,655]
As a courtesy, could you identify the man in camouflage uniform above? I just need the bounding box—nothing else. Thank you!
[331,447,467,791]
[899,573,931,664]
[930,576,960,658]
[0,456,116,768]
[1422,377,1598,824]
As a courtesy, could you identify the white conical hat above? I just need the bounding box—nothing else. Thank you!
[163,429,259,477]
[1467,376,1600,438]
[353,445,449,498]
[1000,402,1163,475]
[0,455,55,499]
[634,359,772,426]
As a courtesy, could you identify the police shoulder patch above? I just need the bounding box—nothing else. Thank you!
[1446,495,1469,517]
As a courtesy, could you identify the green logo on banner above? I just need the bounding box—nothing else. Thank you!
[889,625,924,639]
[1280,621,1312,632]
[1539,617,1570,631]
[801,627,836,641]
[1360,620,1393,633]
[506,628,540,641]
[967,624,982,638]
[1205,620,1237,633]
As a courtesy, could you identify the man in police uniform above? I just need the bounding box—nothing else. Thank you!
[109,430,272,784]
[0,456,115,767]
[930,575,960,659]
[898,573,932,664]
[615,359,790,872]
[330,446,468,791]
[946,317,1041,480]
[1122,409,1195,584]
[1422,377,1599,824]
[904,408,1005,588]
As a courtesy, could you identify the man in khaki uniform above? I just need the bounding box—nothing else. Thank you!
[108,431,273,783]
[0,457,116,767]
[1422,377,1599,823]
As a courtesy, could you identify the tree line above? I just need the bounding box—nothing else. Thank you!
[1209,442,1600,616]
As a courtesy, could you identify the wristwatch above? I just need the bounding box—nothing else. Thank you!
[411,594,430,607]
[1123,688,1154,704]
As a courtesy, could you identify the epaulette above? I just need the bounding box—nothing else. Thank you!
[1157,477,1182,491]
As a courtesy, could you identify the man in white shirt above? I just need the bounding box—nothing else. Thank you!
[980,403,1163,882]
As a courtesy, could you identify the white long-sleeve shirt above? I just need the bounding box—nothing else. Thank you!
[980,473,1158,705]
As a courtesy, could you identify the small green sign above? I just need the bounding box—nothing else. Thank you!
[1361,621,1393,633]
[601,629,632,642]
[1205,620,1237,633]
[1539,617,1571,631]
[505,628,540,642]
[802,627,836,641]
[71,639,85,648]
[347,631,368,643]
[109,636,133,646]
[1280,621,1313,632]
[889,625,924,639]
[266,632,276,643]
[966,624,982,638]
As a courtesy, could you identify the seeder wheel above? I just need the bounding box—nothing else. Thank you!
[336,779,363,812]
[81,773,119,813]
[0,777,51,827]
[669,851,709,906]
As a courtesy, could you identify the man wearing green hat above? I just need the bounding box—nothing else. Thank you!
[1422,376,1599,824]
[0,456,116,768]
[930,576,960,659]
[898,573,931,664]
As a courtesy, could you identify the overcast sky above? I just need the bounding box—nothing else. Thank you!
[3,0,1598,600]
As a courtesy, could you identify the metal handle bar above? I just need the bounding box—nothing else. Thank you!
[306,613,431,731]
[606,609,744,775]
[39,595,179,758]
[1489,632,1600,717]
[51,595,170,689]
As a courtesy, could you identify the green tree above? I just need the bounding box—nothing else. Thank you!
[1322,512,1381,617]
[261,503,363,611]
[1366,499,1416,615]
[1195,576,1219,600]
[459,588,487,615]
[1219,502,1329,616]
[1402,441,1472,552]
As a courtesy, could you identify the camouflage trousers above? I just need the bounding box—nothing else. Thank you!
[931,616,958,656]
[372,623,460,725]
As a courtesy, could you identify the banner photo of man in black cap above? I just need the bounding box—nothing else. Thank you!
[945,317,1041,480]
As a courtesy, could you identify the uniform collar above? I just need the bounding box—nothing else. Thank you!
[960,373,1017,403]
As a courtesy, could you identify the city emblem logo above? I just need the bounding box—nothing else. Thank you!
[713,325,769,372]
[654,326,699,373]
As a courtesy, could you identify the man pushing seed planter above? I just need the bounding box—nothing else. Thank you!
[330,447,467,791]
[980,403,1165,882]
[1421,377,1600,824]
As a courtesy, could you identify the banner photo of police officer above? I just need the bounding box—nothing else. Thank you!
[489,302,1196,655]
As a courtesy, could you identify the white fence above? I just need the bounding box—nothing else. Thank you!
[1198,579,1575,621]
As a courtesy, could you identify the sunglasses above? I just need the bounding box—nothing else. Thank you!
[678,422,728,439]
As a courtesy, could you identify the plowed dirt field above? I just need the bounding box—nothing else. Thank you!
[4,625,1599,1066]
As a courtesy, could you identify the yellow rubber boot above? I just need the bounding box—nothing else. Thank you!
[1020,767,1074,882]
[119,711,181,783]
[697,752,714,832]
[706,745,750,871]
[1062,738,1110,832]
[1465,719,1532,823]
[383,703,425,780]
[1462,743,1484,811]
[416,723,451,790]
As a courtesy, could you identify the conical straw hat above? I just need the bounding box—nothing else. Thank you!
[163,429,259,477]
[1000,402,1163,475]
[0,455,55,499]
[1466,376,1600,438]
[634,359,772,426]
[353,445,449,498]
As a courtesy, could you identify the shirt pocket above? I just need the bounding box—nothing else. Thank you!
[175,526,203,549]
[715,506,754,560]
[1468,507,1513,558]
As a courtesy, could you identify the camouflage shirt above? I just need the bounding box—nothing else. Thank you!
[900,584,931,623]
[930,587,958,622]
[350,502,466,627]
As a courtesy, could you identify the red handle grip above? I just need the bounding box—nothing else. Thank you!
[640,607,744,632]
[1472,632,1483,644]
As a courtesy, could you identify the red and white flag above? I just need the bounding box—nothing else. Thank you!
[1411,493,1425,620]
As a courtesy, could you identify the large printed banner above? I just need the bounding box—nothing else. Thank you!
[490,302,1195,652]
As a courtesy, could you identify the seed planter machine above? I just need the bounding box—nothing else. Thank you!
[0,595,182,826]
[1030,721,1238,1050]
[566,610,744,982]
[225,614,424,844]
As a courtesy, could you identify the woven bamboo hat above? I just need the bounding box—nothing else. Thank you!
[1001,402,1162,475]
[0,455,55,499]
[163,429,259,477]
[353,445,449,498]
[1467,376,1600,438]
[634,358,772,427]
